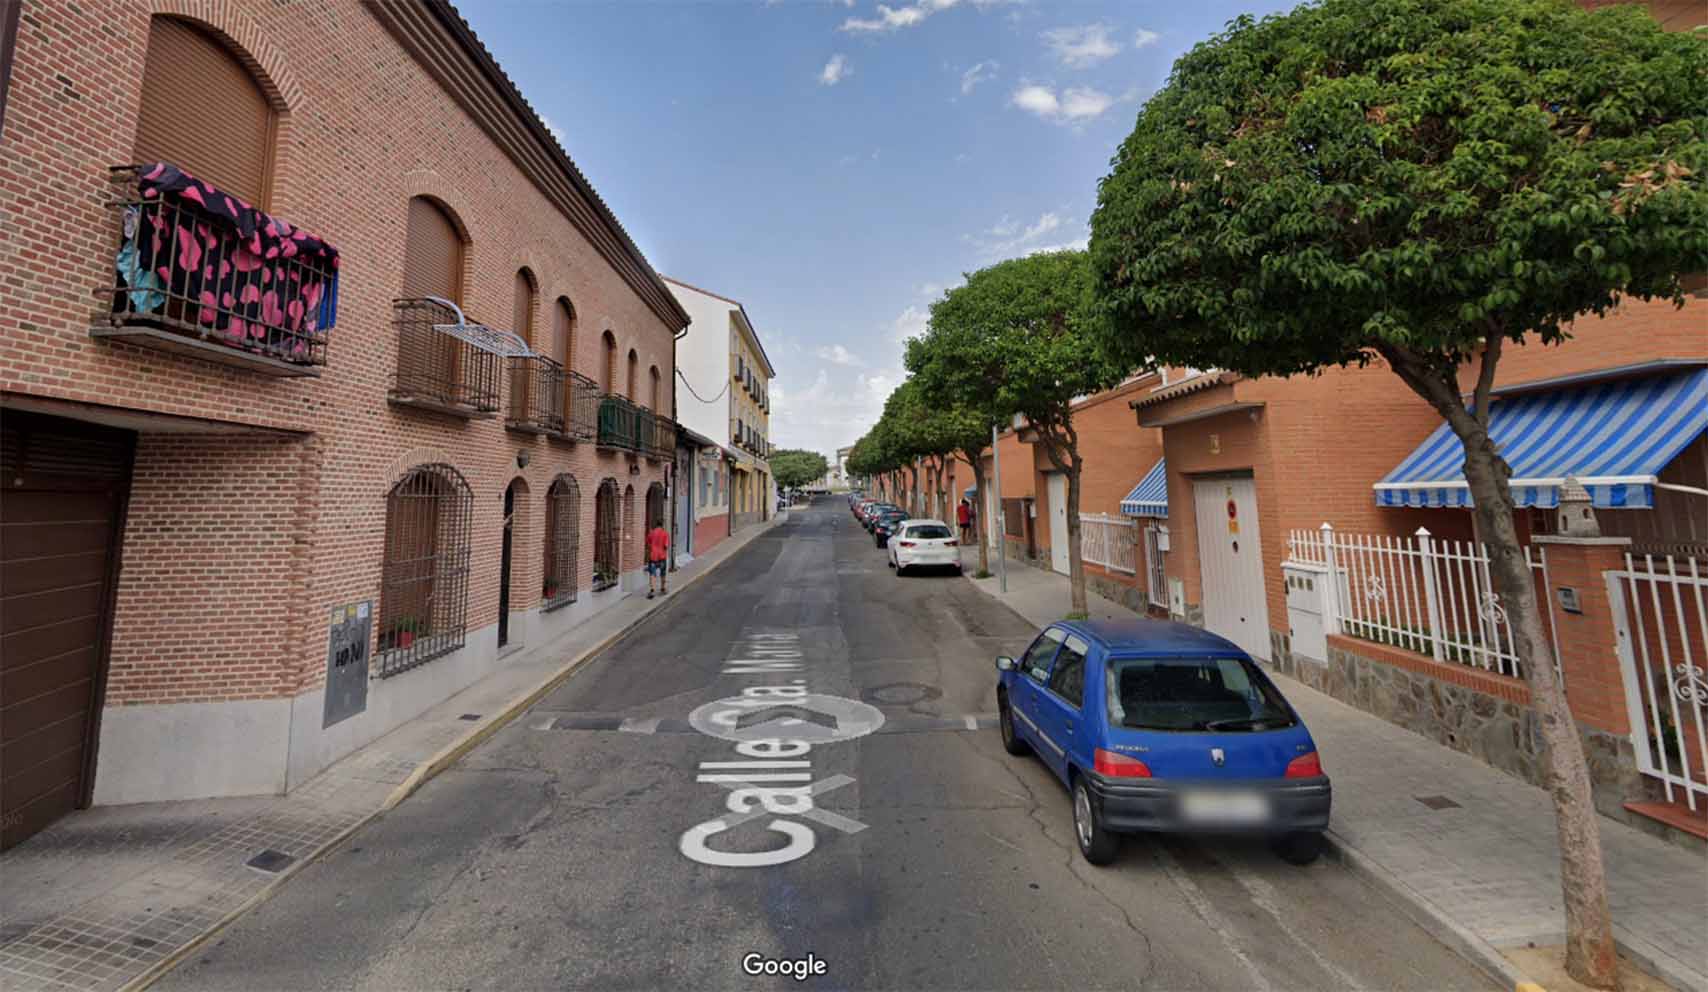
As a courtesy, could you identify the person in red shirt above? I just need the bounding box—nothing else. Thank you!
[645,522,670,599]
[956,499,973,543]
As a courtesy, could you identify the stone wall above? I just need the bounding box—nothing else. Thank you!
[1270,630,1701,852]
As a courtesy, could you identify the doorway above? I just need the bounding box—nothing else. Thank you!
[1192,475,1271,661]
[498,481,517,648]
[1046,472,1069,575]
[1,411,135,850]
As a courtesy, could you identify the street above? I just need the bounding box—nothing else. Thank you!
[158,499,1493,992]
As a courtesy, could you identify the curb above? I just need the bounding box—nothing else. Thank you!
[129,516,786,990]
[1321,830,1541,992]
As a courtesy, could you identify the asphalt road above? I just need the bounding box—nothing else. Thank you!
[158,498,1493,992]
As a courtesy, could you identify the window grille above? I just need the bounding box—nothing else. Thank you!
[593,478,620,591]
[378,463,472,676]
[544,475,580,610]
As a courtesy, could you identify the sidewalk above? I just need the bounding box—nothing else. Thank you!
[966,563,1708,992]
[0,514,787,992]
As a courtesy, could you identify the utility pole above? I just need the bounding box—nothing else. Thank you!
[992,423,1006,593]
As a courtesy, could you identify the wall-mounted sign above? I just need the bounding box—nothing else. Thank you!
[322,601,372,729]
[1557,586,1583,615]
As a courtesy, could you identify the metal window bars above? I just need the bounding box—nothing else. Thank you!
[377,463,473,677]
[543,475,581,611]
[562,369,601,442]
[390,298,506,416]
[98,165,332,373]
[597,394,642,450]
[507,354,567,434]
[593,478,621,591]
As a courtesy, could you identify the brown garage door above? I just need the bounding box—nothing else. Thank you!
[1,411,133,851]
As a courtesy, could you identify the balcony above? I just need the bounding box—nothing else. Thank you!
[560,369,600,442]
[94,164,337,377]
[506,354,566,435]
[388,298,502,418]
[597,393,642,450]
[638,409,675,461]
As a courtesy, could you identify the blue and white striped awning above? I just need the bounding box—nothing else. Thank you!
[964,485,977,500]
[1375,368,1708,510]
[1120,458,1168,517]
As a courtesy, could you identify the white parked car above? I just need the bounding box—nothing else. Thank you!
[887,519,962,576]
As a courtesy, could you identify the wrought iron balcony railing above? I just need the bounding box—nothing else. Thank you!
[95,164,336,377]
[506,354,566,435]
[597,394,642,450]
[639,410,675,460]
[561,369,600,442]
[389,298,502,417]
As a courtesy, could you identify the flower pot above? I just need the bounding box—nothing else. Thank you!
[398,631,415,649]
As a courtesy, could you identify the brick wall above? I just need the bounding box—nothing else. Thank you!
[1,0,679,709]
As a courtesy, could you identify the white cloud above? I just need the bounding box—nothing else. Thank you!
[819,54,852,86]
[893,304,929,343]
[842,0,949,33]
[541,116,565,145]
[769,366,904,459]
[960,60,998,95]
[816,343,865,366]
[1042,23,1120,68]
[1133,28,1160,49]
[966,210,1087,258]
[1010,82,1118,124]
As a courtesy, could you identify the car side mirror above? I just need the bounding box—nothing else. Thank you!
[995,656,1015,672]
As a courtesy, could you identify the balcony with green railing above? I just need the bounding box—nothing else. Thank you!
[596,394,642,451]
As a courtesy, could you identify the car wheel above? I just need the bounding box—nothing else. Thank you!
[1270,831,1323,866]
[893,562,905,577]
[998,695,1028,756]
[1072,776,1120,865]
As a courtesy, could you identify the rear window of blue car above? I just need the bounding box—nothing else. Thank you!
[1104,656,1296,732]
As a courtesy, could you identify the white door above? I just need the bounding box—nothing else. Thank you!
[1047,473,1070,575]
[987,487,1001,551]
[1192,476,1271,661]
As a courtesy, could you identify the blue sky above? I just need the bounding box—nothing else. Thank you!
[459,0,1298,458]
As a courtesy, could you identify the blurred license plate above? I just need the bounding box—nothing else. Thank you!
[1180,791,1267,824]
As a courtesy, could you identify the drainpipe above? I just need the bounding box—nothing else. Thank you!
[669,321,688,573]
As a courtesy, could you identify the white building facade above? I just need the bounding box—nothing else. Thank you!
[664,277,776,532]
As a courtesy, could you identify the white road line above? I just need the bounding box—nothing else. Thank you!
[529,718,556,731]
[618,717,661,734]
[1229,863,1369,992]
[1152,845,1276,992]
[963,715,980,731]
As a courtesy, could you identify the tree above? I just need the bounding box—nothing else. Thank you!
[1088,1,1707,985]
[769,448,830,492]
[875,381,946,518]
[906,338,1005,576]
[916,251,1127,613]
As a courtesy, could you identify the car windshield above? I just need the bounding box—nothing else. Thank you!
[905,524,953,539]
[1104,656,1296,732]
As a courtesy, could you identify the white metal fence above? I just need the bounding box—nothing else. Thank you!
[1610,553,1708,810]
[1285,525,1558,680]
[1142,522,1168,609]
[1080,512,1138,575]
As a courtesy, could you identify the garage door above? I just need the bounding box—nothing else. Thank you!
[1192,476,1270,661]
[1,412,133,850]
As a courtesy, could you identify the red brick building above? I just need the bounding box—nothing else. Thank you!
[0,0,689,848]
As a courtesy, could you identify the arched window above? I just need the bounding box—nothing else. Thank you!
[134,17,274,207]
[378,464,473,676]
[645,482,666,532]
[626,349,639,402]
[649,365,662,413]
[402,196,464,303]
[602,331,617,394]
[511,268,537,346]
[544,475,581,609]
[554,297,576,370]
[593,478,620,591]
[508,268,539,419]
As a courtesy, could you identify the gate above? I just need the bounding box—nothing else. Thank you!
[1607,553,1708,810]
[593,478,619,591]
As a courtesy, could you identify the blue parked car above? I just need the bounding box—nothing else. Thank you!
[994,618,1330,866]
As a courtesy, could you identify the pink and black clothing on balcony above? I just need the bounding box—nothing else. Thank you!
[115,162,339,364]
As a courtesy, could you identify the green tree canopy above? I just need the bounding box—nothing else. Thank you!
[768,449,830,490]
[1087,2,1707,984]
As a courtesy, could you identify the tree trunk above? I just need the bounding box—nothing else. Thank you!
[907,463,921,517]
[969,456,990,576]
[1384,344,1620,991]
[1065,455,1087,615]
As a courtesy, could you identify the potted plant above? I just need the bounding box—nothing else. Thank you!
[387,616,420,650]
[543,577,560,601]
